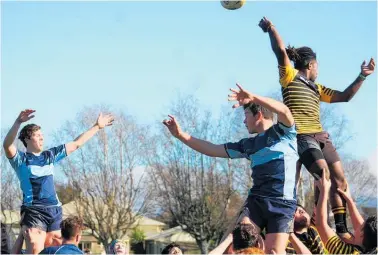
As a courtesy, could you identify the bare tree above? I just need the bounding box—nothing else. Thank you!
[1,129,23,249]
[147,95,245,254]
[53,106,152,253]
[342,155,377,206]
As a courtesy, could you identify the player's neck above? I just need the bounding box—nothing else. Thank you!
[298,69,311,80]
[26,147,42,156]
[295,227,307,234]
[257,120,273,133]
[62,239,78,246]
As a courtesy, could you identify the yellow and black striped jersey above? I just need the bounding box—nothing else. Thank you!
[278,65,335,134]
[325,235,362,254]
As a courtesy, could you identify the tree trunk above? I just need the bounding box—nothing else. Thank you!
[196,240,209,254]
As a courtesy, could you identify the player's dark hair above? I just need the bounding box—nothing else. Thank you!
[18,124,41,148]
[363,215,377,252]
[286,45,316,69]
[233,224,259,250]
[60,216,84,240]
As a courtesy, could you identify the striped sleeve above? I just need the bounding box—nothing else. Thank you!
[278,65,298,88]
[317,83,335,103]
[286,240,296,254]
[308,226,325,254]
[325,235,361,254]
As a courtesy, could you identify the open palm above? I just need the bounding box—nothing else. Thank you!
[361,58,375,76]
[97,113,115,129]
[228,83,254,108]
[17,109,35,123]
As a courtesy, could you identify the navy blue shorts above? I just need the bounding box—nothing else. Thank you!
[20,206,62,232]
[242,195,296,234]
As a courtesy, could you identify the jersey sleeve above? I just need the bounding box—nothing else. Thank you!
[8,150,25,173]
[308,226,325,254]
[279,65,299,88]
[325,235,361,254]
[223,138,250,159]
[317,83,335,103]
[48,144,67,164]
[273,122,297,140]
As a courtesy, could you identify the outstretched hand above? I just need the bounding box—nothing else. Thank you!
[96,113,115,129]
[258,16,273,33]
[228,83,255,108]
[361,58,375,77]
[162,115,182,138]
[16,109,36,124]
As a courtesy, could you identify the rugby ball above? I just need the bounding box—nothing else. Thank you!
[221,0,246,10]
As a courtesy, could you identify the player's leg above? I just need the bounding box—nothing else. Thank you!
[22,225,46,254]
[20,206,50,254]
[297,134,330,203]
[44,206,63,247]
[318,132,349,235]
[264,198,296,254]
[220,196,262,243]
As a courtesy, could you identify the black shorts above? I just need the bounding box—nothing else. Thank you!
[297,131,340,171]
[241,195,296,234]
[20,205,62,232]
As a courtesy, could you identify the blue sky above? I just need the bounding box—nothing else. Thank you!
[2,1,377,163]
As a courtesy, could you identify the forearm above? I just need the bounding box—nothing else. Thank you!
[346,199,364,234]
[317,189,329,227]
[11,233,24,254]
[268,26,286,54]
[252,94,293,125]
[177,132,226,158]
[209,234,233,255]
[3,120,21,148]
[289,234,312,254]
[342,75,365,102]
[332,75,365,103]
[73,124,100,148]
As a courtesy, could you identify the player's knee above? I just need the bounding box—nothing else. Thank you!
[331,176,347,190]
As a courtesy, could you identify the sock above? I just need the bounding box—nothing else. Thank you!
[332,207,348,234]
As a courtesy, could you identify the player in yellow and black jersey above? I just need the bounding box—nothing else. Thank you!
[258,16,375,238]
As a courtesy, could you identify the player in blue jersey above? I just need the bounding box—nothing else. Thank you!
[3,109,114,254]
[163,84,299,254]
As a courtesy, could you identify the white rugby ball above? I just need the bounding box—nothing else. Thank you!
[221,0,246,10]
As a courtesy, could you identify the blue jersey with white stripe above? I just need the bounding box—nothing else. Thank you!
[8,145,67,207]
[224,123,298,200]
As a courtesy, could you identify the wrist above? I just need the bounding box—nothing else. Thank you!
[177,131,188,141]
[358,73,367,80]
[267,24,274,33]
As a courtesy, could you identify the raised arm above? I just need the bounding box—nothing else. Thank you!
[315,173,336,245]
[65,113,114,156]
[337,183,364,238]
[229,83,294,127]
[330,58,375,103]
[3,109,35,158]
[259,17,291,67]
[208,234,233,255]
[162,115,229,158]
[289,233,312,254]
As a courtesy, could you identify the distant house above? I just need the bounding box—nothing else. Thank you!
[2,202,166,254]
[62,201,166,254]
[145,226,199,254]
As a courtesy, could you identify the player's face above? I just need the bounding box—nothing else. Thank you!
[114,242,127,255]
[27,129,44,152]
[309,60,318,82]
[244,109,259,134]
[294,206,310,230]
